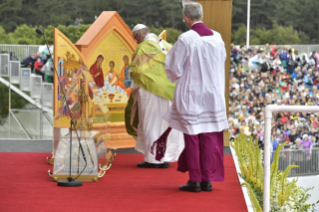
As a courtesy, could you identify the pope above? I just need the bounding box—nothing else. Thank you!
[125,24,184,168]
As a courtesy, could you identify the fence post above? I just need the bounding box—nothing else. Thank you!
[264,105,276,212]
[289,149,292,177]
[8,81,11,138]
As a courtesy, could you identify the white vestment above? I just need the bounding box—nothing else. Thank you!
[133,88,184,163]
[164,30,228,135]
[132,34,184,164]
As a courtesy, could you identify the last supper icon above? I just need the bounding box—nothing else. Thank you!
[88,54,132,104]
[53,12,138,154]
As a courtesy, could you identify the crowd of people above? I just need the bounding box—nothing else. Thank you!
[1,48,53,83]
[228,43,319,155]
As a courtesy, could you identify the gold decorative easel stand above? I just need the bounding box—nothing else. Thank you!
[48,151,116,182]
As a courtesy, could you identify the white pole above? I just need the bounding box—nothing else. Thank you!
[263,105,319,212]
[246,0,251,49]
[9,80,11,138]
[263,105,275,212]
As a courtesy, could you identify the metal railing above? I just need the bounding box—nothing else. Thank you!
[264,105,319,212]
[236,44,319,54]
[272,45,319,54]
[0,44,41,62]
[277,147,319,177]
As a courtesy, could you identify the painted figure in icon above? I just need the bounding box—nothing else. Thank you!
[103,61,119,94]
[118,55,132,96]
[90,55,105,89]
[103,61,126,97]
[57,70,70,100]
[55,88,81,121]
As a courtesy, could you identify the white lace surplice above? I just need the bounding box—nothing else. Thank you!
[164,30,228,135]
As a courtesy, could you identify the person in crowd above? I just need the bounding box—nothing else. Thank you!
[301,134,312,151]
[34,57,45,81]
[21,55,36,72]
[291,66,299,79]
[44,56,54,83]
[35,52,43,63]
[74,18,80,25]
[74,18,84,26]
[9,51,19,61]
[41,44,52,64]
[79,18,84,24]
[289,128,298,144]
[271,131,279,162]
[292,138,305,174]
[230,57,237,69]
[304,74,313,91]
[281,49,288,70]
[294,71,304,86]
[231,43,239,63]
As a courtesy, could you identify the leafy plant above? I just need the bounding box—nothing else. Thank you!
[232,134,317,212]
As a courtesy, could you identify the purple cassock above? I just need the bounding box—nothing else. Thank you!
[151,22,225,183]
[177,22,224,182]
[190,22,214,37]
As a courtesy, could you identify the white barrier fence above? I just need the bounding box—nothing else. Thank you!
[263,105,319,212]
[0,54,9,77]
[10,61,21,84]
[0,51,54,139]
[0,44,41,62]
[277,147,319,177]
[20,68,31,91]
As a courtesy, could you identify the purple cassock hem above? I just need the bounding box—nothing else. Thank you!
[177,131,225,182]
[191,22,213,37]
[151,127,172,161]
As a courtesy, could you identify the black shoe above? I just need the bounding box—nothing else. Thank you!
[137,162,160,168]
[137,162,170,168]
[160,162,170,168]
[200,181,212,191]
[179,180,201,192]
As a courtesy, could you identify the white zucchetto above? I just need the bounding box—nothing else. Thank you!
[132,24,147,32]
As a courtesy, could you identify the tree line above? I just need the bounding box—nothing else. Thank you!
[0,24,183,45]
[0,0,186,33]
[232,0,319,44]
[1,0,319,44]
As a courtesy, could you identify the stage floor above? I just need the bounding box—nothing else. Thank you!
[0,153,246,212]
